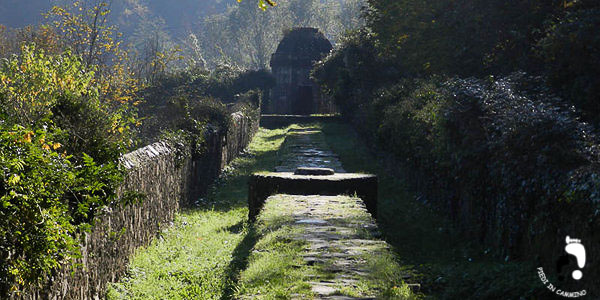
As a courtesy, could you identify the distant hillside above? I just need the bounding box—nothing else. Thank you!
[0,0,230,40]
[1,0,365,70]
[0,0,57,27]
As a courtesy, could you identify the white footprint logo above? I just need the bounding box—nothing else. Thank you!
[565,236,586,280]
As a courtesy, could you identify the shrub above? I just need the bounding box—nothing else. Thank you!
[0,45,133,296]
[362,0,600,121]
[312,29,400,135]
[138,64,268,145]
[0,45,95,127]
[0,45,135,162]
[537,8,600,123]
[0,125,124,296]
[315,63,600,269]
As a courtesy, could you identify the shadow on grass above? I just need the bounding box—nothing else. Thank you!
[264,133,287,142]
[220,222,258,300]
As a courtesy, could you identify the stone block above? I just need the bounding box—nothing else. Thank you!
[248,172,377,221]
[294,167,335,175]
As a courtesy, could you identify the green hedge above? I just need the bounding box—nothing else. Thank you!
[314,42,600,289]
[362,0,600,123]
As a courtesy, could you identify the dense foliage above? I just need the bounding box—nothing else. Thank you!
[138,64,272,145]
[314,0,600,296]
[362,0,600,123]
[0,45,132,296]
[1,2,140,296]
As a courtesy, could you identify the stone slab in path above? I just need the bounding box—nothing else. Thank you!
[240,125,417,299]
[248,172,377,221]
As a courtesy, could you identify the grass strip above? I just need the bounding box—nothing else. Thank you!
[107,126,292,300]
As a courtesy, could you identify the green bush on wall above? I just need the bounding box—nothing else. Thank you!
[0,45,131,297]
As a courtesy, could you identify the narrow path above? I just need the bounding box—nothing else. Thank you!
[275,128,345,173]
[236,126,418,299]
[108,124,420,300]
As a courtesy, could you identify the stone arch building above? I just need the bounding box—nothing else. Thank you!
[267,27,336,115]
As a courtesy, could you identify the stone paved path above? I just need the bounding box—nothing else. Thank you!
[275,128,345,173]
[254,127,411,299]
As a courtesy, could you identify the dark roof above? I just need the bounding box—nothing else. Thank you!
[275,28,332,55]
[270,28,332,68]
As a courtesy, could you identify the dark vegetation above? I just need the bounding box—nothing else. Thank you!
[321,121,543,299]
[313,0,600,297]
[137,65,273,146]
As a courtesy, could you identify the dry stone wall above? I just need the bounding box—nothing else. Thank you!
[19,108,259,300]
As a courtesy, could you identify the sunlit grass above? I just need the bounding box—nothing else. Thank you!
[106,127,292,300]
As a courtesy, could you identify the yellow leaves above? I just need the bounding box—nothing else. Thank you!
[38,142,60,151]
[238,0,277,10]
[23,131,34,143]
[14,131,60,152]
[38,138,60,151]
[563,1,576,8]
[0,74,10,85]
[397,34,410,44]
[118,95,132,104]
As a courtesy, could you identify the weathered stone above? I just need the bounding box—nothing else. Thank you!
[267,28,336,115]
[20,109,260,300]
[296,219,329,225]
[260,194,391,299]
[294,167,335,176]
[311,284,337,296]
[248,172,378,220]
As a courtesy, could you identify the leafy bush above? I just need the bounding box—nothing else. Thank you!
[0,125,124,296]
[316,53,600,272]
[0,45,133,296]
[362,0,600,122]
[0,45,95,126]
[0,45,135,162]
[203,65,275,103]
[138,64,268,145]
[537,7,600,123]
[312,30,400,135]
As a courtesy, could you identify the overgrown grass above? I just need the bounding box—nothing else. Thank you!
[107,127,291,300]
[320,121,544,299]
